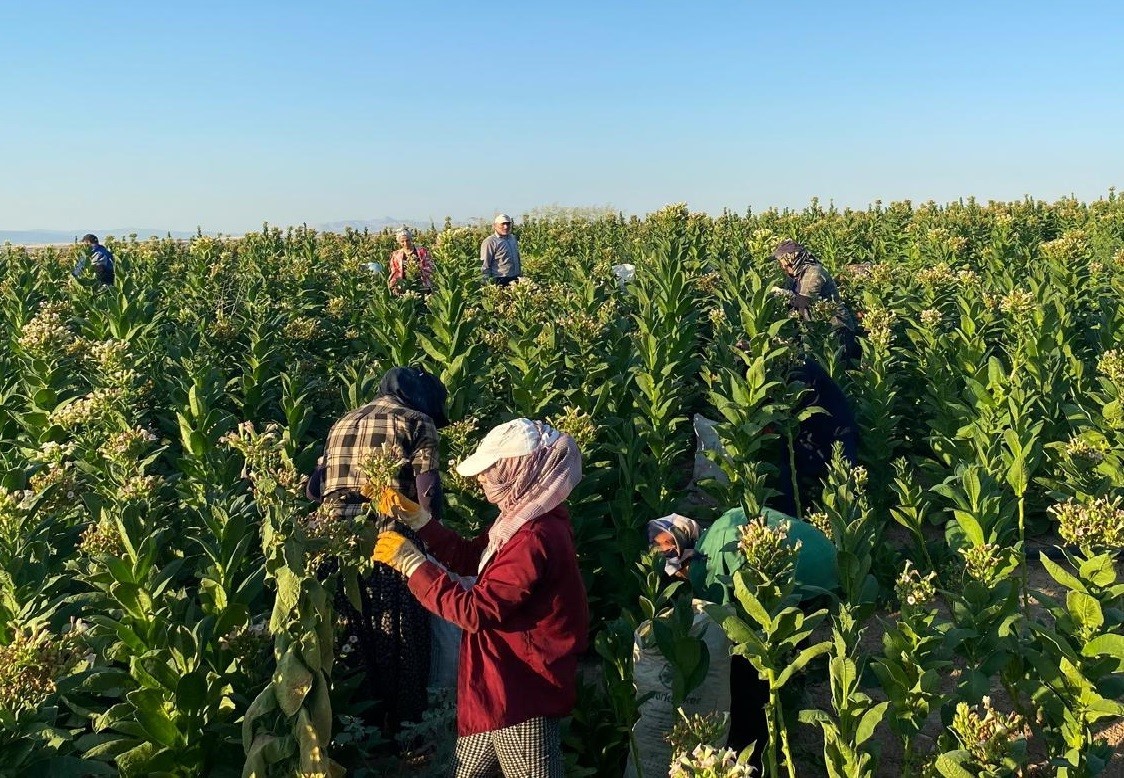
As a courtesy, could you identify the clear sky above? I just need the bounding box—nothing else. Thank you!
[2,1,1122,233]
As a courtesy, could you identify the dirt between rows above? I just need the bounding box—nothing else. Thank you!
[788,525,1124,777]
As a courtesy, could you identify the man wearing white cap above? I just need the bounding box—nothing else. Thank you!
[373,418,587,777]
[480,213,522,286]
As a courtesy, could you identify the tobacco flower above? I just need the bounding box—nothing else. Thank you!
[738,518,800,587]
[548,406,598,451]
[895,560,937,609]
[668,708,730,760]
[950,696,1027,766]
[919,308,942,329]
[669,743,753,777]
[1097,349,1124,387]
[0,624,86,714]
[1049,497,1124,549]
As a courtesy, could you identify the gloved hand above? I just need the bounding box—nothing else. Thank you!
[375,487,432,531]
[770,286,794,298]
[373,531,427,578]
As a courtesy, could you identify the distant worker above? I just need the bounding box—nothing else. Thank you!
[770,239,858,362]
[480,213,522,286]
[72,234,115,286]
[387,227,434,293]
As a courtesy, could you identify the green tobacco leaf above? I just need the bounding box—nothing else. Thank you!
[732,574,773,630]
[1066,591,1104,632]
[242,686,278,751]
[175,670,209,711]
[934,751,974,778]
[273,646,314,717]
[1083,634,1124,662]
[1079,554,1117,588]
[127,688,180,748]
[775,642,830,688]
[856,701,889,746]
[116,741,163,777]
[1039,553,1087,594]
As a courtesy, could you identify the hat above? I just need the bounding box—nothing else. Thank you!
[494,213,513,225]
[772,239,802,260]
[455,418,560,476]
[395,226,413,239]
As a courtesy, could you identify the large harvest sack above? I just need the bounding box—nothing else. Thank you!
[611,263,637,289]
[624,601,732,778]
[692,413,730,486]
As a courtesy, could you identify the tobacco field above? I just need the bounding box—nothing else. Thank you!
[1,195,1123,777]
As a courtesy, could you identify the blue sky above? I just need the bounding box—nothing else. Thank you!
[2,1,1121,232]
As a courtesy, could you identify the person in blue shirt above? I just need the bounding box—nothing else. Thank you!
[72,234,115,285]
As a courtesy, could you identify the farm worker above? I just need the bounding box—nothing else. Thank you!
[387,226,434,293]
[772,357,860,518]
[71,234,115,285]
[769,239,859,362]
[313,365,450,734]
[480,213,522,286]
[374,418,588,778]
[648,509,837,769]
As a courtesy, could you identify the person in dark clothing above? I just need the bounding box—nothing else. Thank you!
[309,365,449,734]
[72,234,115,285]
[770,239,859,363]
[772,357,859,517]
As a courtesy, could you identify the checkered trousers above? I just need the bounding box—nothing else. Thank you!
[451,717,564,778]
[321,396,440,500]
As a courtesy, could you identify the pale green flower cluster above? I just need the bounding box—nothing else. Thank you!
[895,560,938,608]
[862,306,896,349]
[0,624,85,714]
[99,426,159,465]
[667,708,730,761]
[118,474,162,504]
[49,387,122,428]
[17,302,79,358]
[1063,436,1106,467]
[1097,349,1124,386]
[1049,496,1124,548]
[285,315,318,342]
[998,289,1036,317]
[738,518,800,585]
[548,406,598,451]
[919,308,943,329]
[669,744,754,778]
[959,543,1012,586]
[916,262,957,287]
[1039,229,1091,264]
[950,696,1026,766]
[78,517,125,558]
[805,511,831,537]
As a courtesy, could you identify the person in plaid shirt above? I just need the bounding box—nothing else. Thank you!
[386,227,434,293]
[312,365,450,733]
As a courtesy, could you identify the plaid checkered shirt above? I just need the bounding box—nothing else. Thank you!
[321,395,440,505]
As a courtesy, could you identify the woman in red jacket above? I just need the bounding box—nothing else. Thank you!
[374,418,588,778]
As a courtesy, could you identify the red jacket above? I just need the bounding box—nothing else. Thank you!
[410,505,589,736]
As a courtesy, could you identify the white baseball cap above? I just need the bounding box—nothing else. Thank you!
[494,213,513,225]
[455,418,560,476]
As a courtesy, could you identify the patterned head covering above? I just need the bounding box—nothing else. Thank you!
[771,239,819,274]
[396,227,413,240]
[474,422,583,571]
[647,513,701,576]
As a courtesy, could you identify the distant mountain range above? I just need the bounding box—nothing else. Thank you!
[0,217,434,247]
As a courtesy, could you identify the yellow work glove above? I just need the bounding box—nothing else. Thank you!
[373,530,427,578]
[375,487,432,531]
